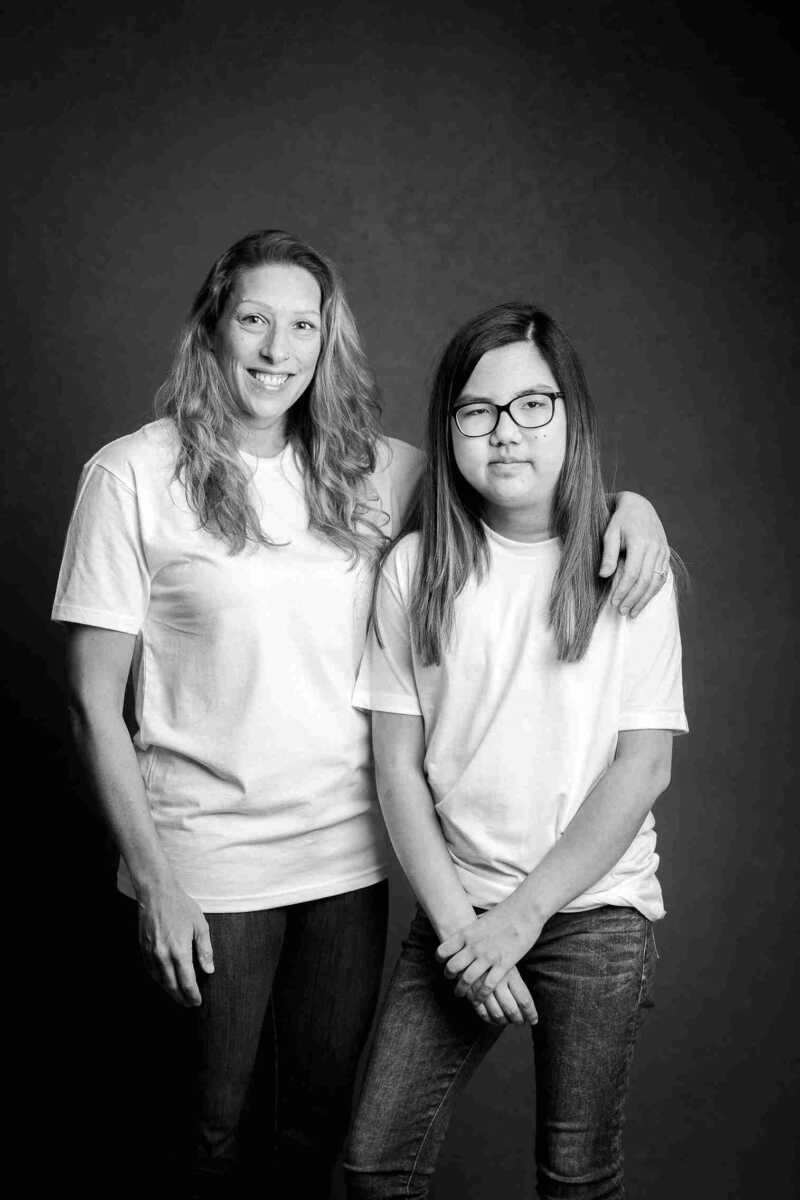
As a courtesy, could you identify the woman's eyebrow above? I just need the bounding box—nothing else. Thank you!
[237,299,320,314]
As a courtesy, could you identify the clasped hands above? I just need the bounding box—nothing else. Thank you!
[436,899,542,1027]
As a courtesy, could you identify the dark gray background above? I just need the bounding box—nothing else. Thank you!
[3,1,798,1195]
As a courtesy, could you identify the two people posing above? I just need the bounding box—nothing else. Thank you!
[53,228,683,1198]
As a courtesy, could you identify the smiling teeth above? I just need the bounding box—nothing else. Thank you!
[250,370,289,388]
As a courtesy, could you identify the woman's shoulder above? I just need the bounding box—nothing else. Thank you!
[373,436,425,485]
[381,530,422,591]
[83,418,179,489]
[370,437,425,529]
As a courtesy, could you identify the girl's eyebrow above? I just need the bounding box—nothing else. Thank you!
[457,386,555,404]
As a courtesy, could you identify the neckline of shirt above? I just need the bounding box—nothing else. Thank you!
[239,443,293,471]
[481,521,561,558]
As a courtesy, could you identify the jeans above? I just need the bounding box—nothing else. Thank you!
[119,881,388,1199]
[344,904,656,1200]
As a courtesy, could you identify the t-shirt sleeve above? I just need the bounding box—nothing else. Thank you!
[381,439,425,533]
[52,462,150,634]
[618,571,688,734]
[353,548,423,716]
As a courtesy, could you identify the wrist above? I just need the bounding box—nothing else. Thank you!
[430,904,477,942]
[129,861,179,906]
[510,884,551,934]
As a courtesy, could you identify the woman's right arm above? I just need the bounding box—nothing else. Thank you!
[67,624,214,1007]
[372,710,537,1027]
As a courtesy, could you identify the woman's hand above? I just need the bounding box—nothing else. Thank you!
[600,492,670,617]
[137,881,215,1007]
[436,897,543,1004]
[469,966,538,1027]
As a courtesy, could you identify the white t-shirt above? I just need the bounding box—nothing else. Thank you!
[353,525,688,920]
[53,418,424,911]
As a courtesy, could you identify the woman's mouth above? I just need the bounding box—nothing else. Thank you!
[247,368,291,391]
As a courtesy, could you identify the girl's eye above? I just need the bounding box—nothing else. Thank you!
[460,405,490,418]
[519,397,547,410]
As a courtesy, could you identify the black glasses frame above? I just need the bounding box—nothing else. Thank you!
[451,391,562,437]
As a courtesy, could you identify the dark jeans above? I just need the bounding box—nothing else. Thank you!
[119,881,388,1199]
[344,904,656,1200]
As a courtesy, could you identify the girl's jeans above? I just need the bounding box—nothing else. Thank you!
[344,904,656,1200]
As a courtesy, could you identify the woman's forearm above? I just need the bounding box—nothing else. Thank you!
[69,699,175,900]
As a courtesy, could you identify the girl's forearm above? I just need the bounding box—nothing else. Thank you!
[377,767,476,940]
[510,740,672,927]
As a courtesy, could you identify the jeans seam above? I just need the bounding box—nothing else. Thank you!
[404,1035,487,1195]
[607,915,651,1174]
[636,919,652,1007]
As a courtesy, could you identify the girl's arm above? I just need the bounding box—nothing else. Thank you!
[602,492,669,616]
[372,711,537,1026]
[67,624,214,1007]
[437,729,673,1000]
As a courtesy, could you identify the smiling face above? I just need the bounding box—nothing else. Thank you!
[451,340,566,541]
[216,262,322,453]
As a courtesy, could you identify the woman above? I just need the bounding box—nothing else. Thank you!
[53,231,669,1197]
[345,302,687,1198]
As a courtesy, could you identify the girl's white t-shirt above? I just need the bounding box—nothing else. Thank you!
[53,419,424,911]
[353,526,688,920]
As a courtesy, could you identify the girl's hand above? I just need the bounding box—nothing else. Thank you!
[436,900,543,1003]
[600,492,670,617]
[470,966,538,1027]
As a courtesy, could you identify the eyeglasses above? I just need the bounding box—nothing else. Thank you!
[452,391,561,437]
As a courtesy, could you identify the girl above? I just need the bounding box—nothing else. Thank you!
[345,302,687,1199]
[53,226,668,1198]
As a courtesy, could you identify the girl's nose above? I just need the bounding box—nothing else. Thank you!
[491,410,521,444]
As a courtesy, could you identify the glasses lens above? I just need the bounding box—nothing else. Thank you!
[510,393,554,428]
[455,403,497,436]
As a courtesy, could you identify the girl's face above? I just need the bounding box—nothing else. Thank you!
[216,263,322,436]
[451,340,566,540]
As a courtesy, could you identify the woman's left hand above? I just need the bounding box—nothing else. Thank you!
[599,492,670,617]
[436,900,543,1003]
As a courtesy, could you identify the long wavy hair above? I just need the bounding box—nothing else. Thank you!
[398,302,612,664]
[156,229,386,557]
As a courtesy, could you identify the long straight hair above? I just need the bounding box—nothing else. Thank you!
[156,229,386,557]
[401,302,611,664]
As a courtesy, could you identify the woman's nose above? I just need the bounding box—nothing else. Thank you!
[260,324,290,363]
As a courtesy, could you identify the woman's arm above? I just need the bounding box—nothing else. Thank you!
[67,624,214,1007]
[372,711,537,1026]
[601,493,670,616]
[437,729,673,1000]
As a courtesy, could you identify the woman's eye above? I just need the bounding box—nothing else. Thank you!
[295,321,317,331]
[239,313,264,326]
